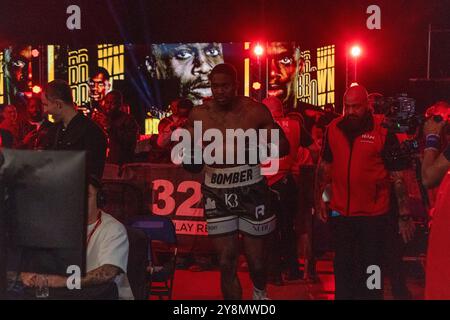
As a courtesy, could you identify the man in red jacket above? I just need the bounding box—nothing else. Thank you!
[315,85,415,299]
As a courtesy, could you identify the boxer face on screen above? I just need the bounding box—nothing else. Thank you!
[88,69,111,103]
[267,42,304,105]
[152,43,224,106]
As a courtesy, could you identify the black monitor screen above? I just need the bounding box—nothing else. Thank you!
[1,149,87,275]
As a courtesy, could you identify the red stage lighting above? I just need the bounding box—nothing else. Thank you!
[350,46,361,58]
[253,44,264,57]
[32,85,42,94]
[31,49,40,58]
[252,82,262,90]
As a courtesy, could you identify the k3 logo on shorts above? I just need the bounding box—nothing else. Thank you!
[255,205,265,219]
[224,193,239,208]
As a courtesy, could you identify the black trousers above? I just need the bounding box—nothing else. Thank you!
[331,214,388,300]
[270,174,299,273]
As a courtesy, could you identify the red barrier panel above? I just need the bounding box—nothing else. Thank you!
[121,163,208,237]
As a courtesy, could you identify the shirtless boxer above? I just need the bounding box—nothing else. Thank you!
[180,63,290,300]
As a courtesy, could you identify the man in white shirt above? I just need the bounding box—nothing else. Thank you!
[21,178,134,300]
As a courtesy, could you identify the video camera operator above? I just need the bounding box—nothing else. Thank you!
[420,101,450,299]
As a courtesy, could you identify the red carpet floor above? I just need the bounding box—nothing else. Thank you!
[165,257,425,300]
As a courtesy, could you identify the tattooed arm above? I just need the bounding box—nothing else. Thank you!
[80,264,121,287]
[391,171,415,243]
[21,264,121,288]
[315,158,332,222]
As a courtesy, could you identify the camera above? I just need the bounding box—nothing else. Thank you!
[378,94,424,166]
[379,94,424,135]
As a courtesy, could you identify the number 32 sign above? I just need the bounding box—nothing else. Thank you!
[152,179,204,217]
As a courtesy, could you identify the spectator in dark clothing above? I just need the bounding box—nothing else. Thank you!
[41,79,107,180]
[18,96,53,150]
[92,90,139,165]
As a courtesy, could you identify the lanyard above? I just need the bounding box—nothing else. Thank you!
[87,211,102,245]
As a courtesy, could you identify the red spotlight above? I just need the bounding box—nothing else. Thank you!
[253,44,264,57]
[252,82,262,90]
[31,49,40,58]
[32,85,42,94]
[350,46,361,58]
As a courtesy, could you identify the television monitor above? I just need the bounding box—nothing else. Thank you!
[0,149,87,279]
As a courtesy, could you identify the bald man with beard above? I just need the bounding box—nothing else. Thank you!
[315,85,415,300]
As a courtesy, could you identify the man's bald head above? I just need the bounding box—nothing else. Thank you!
[344,85,369,107]
[343,85,370,118]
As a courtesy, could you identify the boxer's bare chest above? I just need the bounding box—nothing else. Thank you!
[198,103,258,134]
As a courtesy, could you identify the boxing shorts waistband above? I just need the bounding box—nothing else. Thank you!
[204,165,263,188]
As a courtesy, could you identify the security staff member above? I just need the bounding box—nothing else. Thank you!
[315,85,415,300]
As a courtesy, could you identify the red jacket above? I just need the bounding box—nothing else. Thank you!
[327,114,390,217]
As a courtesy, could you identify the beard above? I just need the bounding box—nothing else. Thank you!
[340,111,372,138]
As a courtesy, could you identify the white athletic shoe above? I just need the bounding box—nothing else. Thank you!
[253,287,270,300]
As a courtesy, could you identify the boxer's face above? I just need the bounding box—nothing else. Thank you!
[210,73,236,107]
[89,73,110,102]
[267,42,300,103]
[154,43,224,106]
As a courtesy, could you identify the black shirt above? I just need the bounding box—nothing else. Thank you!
[45,113,107,180]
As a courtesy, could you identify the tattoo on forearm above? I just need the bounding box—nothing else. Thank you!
[81,264,121,287]
[391,172,409,215]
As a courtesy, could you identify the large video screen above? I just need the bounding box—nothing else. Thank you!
[0,42,335,127]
